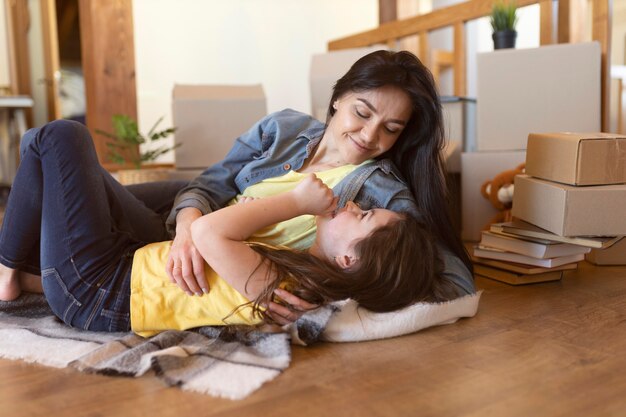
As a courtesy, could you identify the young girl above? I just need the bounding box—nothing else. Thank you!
[0,120,446,335]
[132,174,437,336]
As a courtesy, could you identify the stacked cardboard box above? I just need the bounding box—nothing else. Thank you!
[461,43,601,242]
[473,132,626,283]
[586,237,626,265]
[516,132,626,267]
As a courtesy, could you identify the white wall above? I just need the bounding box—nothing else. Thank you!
[133,0,378,163]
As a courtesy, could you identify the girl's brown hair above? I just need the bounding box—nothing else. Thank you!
[247,215,459,321]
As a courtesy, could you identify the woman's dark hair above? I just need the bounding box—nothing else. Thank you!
[247,215,458,321]
[326,50,472,273]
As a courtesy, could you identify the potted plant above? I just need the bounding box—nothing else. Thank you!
[490,0,518,50]
[97,114,180,185]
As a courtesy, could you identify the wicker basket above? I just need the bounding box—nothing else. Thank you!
[116,168,171,185]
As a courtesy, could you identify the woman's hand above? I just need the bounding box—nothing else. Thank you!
[266,288,319,325]
[167,207,208,296]
[292,173,337,216]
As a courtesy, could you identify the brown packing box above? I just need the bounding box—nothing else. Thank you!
[512,174,626,236]
[586,237,626,265]
[526,132,626,185]
[172,84,267,170]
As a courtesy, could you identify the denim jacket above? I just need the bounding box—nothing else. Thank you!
[166,109,474,295]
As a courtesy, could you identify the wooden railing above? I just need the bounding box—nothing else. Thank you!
[328,0,612,131]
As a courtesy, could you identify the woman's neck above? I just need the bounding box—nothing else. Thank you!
[299,135,345,173]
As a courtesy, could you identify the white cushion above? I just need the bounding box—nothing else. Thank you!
[322,291,482,342]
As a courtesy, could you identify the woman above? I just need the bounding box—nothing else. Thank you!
[1,50,473,315]
[0,120,445,334]
[167,50,474,321]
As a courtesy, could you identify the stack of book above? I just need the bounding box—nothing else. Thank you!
[472,220,621,285]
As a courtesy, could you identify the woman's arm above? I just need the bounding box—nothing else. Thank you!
[190,174,336,300]
[166,115,274,231]
[165,114,274,295]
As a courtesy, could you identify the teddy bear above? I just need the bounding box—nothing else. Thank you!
[480,163,525,228]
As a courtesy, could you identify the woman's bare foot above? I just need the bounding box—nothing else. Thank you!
[0,264,21,301]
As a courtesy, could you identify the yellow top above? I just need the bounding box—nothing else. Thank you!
[130,163,366,337]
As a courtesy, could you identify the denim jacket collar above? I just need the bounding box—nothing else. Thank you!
[300,126,325,157]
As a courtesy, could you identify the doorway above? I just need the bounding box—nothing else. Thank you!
[4,0,137,170]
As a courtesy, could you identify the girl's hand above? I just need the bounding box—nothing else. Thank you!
[237,196,256,204]
[292,173,337,216]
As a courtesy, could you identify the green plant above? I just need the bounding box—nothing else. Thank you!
[490,0,518,32]
[96,114,180,169]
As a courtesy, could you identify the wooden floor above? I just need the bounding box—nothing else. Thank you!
[1,261,626,417]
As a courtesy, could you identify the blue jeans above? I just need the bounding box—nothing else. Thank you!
[0,120,187,331]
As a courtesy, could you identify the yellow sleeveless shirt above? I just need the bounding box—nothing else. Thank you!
[130,164,364,337]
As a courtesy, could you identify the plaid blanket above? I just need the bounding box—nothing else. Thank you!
[0,293,333,400]
[0,291,480,399]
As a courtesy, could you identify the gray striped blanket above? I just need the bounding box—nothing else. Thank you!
[0,293,333,400]
[0,291,481,399]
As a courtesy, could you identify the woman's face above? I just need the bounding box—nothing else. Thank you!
[326,85,412,164]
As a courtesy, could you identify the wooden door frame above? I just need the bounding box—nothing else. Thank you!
[79,0,137,170]
[41,0,62,121]
[4,0,34,125]
[6,0,138,169]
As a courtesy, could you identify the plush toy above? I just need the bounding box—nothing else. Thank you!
[480,163,525,228]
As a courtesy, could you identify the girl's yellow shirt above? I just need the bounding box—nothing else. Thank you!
[130,164,365,337]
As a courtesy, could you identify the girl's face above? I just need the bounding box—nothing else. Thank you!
[313,201,402,268]
[325,85,412,164]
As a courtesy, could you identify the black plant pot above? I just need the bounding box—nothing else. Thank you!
[492,30,517,49]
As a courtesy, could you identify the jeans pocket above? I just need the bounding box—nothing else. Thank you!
[101,308,130,332]
[41,267,81,325]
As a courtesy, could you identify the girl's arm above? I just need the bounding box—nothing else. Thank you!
[190,174,336,301]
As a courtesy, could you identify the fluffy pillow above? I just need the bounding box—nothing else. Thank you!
[321,291,482,342]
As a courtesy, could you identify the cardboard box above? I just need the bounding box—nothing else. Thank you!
[309,46,386,122]
[526,132,626,185]
[512,174,626,237]
[461,150,526,241]
[476,42,601,151]
[172,85,267,170]
[585,237,626,265]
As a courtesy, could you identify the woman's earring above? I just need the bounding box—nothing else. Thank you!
[333,101,338,110]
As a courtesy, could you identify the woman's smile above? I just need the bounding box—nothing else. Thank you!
[348,135,376,153]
